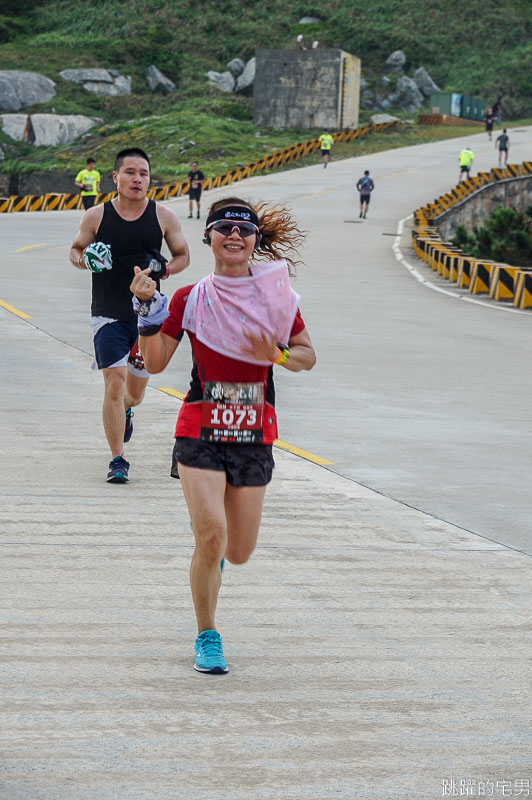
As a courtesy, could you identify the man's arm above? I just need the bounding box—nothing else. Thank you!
[156,205,190,276]
[69,205,104,269]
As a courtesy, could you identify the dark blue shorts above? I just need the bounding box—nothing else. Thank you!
[93,320,138,369]
[171,437,274,487]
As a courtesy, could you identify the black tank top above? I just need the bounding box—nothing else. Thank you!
[92,199,163,321]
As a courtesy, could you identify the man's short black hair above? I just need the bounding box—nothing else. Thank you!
[87,157,95,164]
[114,147,151,172]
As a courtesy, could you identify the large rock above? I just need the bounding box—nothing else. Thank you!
[298,16,322,23]
[206,70,235,93]
[413,66,440,98]
[370,113,401,124]
[395,75,424,111]
[226,58,245,77]
[235,57,255,94]
[146,65,175,94]
[0,113,95,146]
[385,50,406,73]
[59,68,113,84]
[60,68,131,96]
[0,146,4,162]
[82,76,131,96]
[0,70,55,112]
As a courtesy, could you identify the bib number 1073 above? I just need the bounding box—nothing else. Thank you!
[200,381,264,444]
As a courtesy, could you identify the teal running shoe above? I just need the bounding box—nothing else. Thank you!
[194,629,228,674]
[107,455,130,483]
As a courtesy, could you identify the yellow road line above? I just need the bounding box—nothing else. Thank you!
[301,188,336,200]
[273,438,333,465]
[0,299,32,319]
[156,387,334,465]
[157,386,187,400]
[15,242,47,252]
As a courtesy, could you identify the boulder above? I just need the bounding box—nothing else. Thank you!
[0,146,4,162]
[146,65,175,94]
[385,50,406,73]
[394,75,424,111]
[60,68,131,96]
[82,76,131,96]
[370,113,401,124]
[226,58,245,77]
[0,70,55,112]
[413,66,440,97]
[298,16,322,23]
[235,57,255,94]
[60,68,113,84]
[206,70,235,93]
[0,113,95,146]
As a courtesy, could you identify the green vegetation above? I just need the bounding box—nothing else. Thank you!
[0,0,530,180]
[452,207,532,267]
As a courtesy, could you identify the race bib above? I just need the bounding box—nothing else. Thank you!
[200,381,264,443]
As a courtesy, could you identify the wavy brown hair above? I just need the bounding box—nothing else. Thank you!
[206,196,307,275]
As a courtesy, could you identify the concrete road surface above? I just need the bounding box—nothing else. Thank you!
[1,127,531,799]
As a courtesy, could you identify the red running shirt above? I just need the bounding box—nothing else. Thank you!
[161,284,306,443]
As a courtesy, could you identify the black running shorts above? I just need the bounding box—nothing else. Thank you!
[360,193,371,204]
[171,437,274,487]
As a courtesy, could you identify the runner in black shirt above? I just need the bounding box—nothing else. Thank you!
[484,107,496,141]
[69,147,190,482]
[187,161,205,219]
[495,129,510,166]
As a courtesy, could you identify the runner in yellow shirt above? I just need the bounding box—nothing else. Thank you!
[458,147,474,183]
[75,157,101,210]
[318,129,334,168]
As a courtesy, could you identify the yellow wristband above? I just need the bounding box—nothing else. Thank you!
[269,346,290,366]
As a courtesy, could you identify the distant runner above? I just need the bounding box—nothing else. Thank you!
[75,157,101,210]
[458,147,474,183]
[495,129,510,166]
[484,107,496,141]
[318,129,334,168]
[187,161,205,219]
[356,170,375,218]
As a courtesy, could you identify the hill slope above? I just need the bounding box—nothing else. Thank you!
[0,0,530,180]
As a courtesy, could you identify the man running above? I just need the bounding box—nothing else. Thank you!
[318,129,334,168]
[356,170,375,218]
[187,161,205,219]
[458,146,474,183]
[130,196,316,674]
[75,157,101,210]
[69,147,190,483]
[495,129,510,166]
[484,107,496,141]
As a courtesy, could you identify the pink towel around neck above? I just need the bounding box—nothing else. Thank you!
[182,259,300,365]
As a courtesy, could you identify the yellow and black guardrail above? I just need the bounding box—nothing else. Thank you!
[411,161,532,310]
[0,120,400,216]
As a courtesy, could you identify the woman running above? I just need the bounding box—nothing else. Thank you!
[130,196,316,674]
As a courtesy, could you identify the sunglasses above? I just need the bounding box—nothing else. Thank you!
[209,220,259,238]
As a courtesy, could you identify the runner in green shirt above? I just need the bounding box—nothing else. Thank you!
[75,158,101,210]
[458,147,474,183]
[318,129,334,168]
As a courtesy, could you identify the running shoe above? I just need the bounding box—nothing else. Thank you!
[124,408,134,443]
[220,558,225,573]
[107,455,130,483]
[194,629,228,674]
[188,213,193,218]
[359,210,363,218]
[196,211,200,219]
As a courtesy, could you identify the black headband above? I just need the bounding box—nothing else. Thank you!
[205,205,260,230]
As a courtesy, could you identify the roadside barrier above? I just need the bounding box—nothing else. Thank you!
[411,162,532,310]
[0,120,400,215]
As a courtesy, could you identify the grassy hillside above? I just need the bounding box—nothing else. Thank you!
[0,0,530,180]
